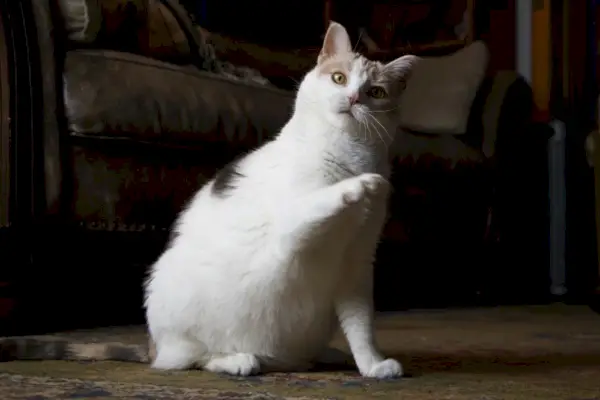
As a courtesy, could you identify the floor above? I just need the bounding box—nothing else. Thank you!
[1,304,600,399]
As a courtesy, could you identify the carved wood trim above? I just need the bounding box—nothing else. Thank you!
[0,7,10,228]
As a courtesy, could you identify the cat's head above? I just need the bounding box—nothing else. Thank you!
[296,22,419,144]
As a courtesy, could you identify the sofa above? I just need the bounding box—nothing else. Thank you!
[0,0,551,335]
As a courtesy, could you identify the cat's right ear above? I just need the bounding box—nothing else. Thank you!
[318,21,353,64]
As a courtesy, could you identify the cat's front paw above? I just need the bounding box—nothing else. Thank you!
[342,173,389,205]
[363,358,403,379]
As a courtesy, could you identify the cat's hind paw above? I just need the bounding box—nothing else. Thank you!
[363,358,403,379]
[150,338,199,370]
[204,353,261,376]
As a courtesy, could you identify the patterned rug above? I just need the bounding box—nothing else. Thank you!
[1,305,600,399]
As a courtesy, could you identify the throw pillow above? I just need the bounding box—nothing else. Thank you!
[57,0,102,43]
[398,40,490,135]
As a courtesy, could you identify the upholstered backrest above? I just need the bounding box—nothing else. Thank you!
[55,0,214,66]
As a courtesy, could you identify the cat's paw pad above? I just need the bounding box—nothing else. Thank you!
[342,173,388,205]
[204,353,260,376]
[364,358,403,379]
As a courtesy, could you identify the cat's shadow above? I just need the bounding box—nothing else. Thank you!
[312,361,416,378]
[381,350,600,377]
[308,347,600,378]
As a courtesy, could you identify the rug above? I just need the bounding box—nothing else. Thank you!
[1,305,600,399]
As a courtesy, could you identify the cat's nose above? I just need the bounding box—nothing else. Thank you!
[348,93,359,105]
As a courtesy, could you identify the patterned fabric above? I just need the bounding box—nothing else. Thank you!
[1,306,600,399]
[63,0,273,86]
[159,0,272,86]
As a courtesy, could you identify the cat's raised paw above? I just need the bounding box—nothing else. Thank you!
[364,358,403,379]
[359,173,389,197]
[204,353,261,376]
[341,173,389,205]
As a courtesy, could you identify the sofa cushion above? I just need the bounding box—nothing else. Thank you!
[62,50,294,148]
[398,41,489,135]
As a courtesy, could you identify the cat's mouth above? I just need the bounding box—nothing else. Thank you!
[339,106,356,119]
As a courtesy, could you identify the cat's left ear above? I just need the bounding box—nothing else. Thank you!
[318,21,353,64]
[382,55,420,89]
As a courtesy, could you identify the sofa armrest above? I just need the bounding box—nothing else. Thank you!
[0,0,65,332]
[481,71,535,159]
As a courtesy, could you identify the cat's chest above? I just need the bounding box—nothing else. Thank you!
[320,152,387,184]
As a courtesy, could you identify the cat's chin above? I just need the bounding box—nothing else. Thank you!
[337,110,357,121]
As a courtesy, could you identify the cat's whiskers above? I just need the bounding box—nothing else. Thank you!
[369,114,391,142]
[355,110,380,145]
[360,121,367,141]
[369,105,401,113]
[365,120,378,144]
[357,114,368,142]
[353,29,364,53]
[356,117,363,141]
[366,119,385,147]
[363,111,391,146]
[352,109,368,142]
[296,96,389,146]
[350,108,376,145]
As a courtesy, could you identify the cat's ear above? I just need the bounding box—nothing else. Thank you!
[318,21,353,64]
[382,55,420,89]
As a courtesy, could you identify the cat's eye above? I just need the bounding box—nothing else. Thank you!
[331,72,347,85]
[368,86,387,99]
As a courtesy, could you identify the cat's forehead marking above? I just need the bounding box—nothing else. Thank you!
[317,53,356,75]
[318,54,386,84]
[361,58,388,83]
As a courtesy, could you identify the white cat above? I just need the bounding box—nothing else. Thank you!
[144,21,418,379]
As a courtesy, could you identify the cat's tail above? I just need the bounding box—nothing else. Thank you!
[0,337,152,363]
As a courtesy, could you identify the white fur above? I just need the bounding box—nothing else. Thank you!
[144,22,417,379]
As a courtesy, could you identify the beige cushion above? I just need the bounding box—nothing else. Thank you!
[398,41,489,135]
[58,0,102,43]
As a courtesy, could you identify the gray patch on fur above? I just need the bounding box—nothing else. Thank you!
[211,159,245,198]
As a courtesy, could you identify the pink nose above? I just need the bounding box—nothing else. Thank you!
[348,93,359,105]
